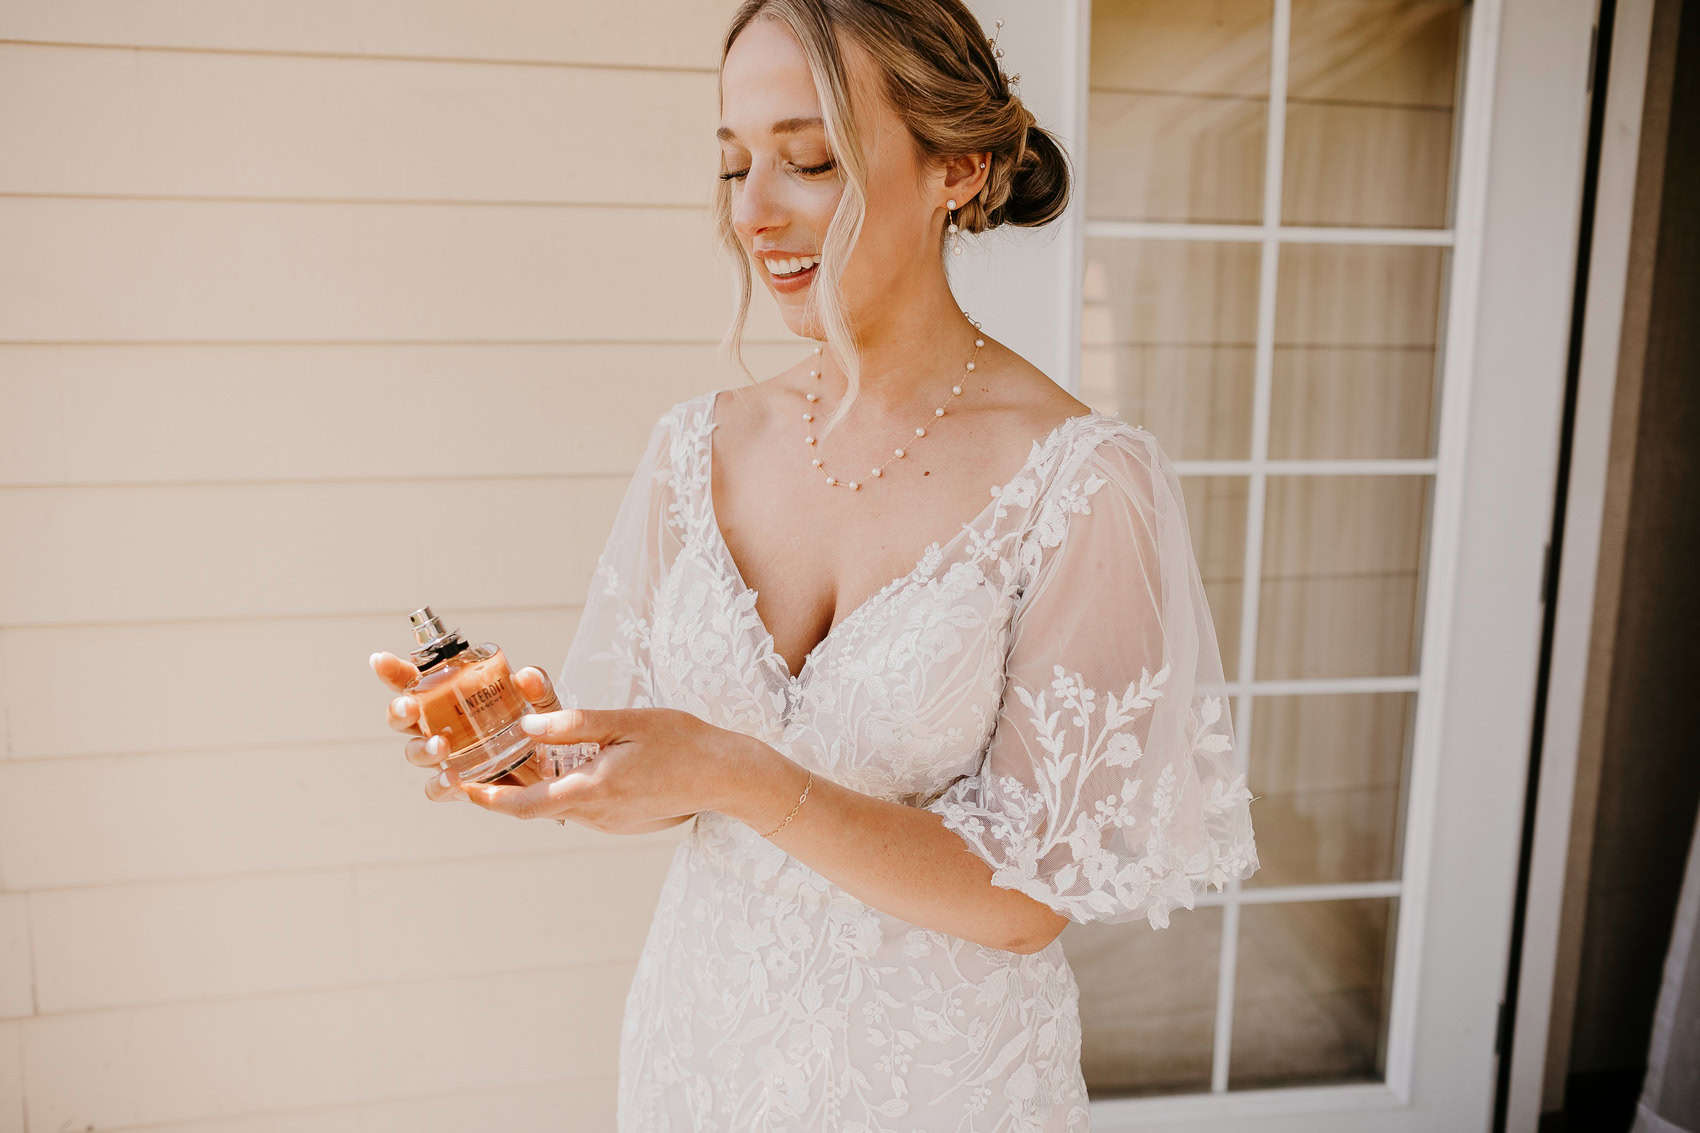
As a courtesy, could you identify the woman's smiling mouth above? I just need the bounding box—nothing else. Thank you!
[759,253,821,291]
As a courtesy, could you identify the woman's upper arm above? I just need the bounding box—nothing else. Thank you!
[925,427,1261,932]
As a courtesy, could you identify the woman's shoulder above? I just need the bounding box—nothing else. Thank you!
[635,390,728,470]
[658,390,719,435]
[992,377,1164,496]
[1000,390,1183,566]
[657,381,780,443]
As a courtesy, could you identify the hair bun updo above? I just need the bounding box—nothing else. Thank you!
[994,118,1072,230]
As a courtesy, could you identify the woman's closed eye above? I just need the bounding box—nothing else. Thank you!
[718,159,838,182]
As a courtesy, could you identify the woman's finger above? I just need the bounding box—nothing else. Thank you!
[512,665,557,708]
[369,651,421,693]
[387,693,427,737]
[516,706,630,747]
[423,763,467,804]
[458,765,596,821]
[404,733,456,768]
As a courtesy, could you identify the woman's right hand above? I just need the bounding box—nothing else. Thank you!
[369,651,555,804]
[370,653,688,833]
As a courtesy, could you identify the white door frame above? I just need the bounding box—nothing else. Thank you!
[1508,0,1660,1127]
[973,0,1602,1127]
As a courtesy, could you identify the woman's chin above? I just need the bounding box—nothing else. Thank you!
[774,303,821,339]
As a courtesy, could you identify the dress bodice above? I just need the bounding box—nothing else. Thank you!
[651,391,1118,808]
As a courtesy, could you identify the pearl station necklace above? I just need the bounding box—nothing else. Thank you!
[801,311,986,491]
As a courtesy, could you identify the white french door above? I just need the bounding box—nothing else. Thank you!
[960,0,1601,1128]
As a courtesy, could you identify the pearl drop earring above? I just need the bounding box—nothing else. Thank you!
[948,157,988,256]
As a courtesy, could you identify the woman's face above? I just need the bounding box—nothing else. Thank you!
[718,17,946,343]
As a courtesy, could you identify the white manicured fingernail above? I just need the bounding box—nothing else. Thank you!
[437,770,451,788]
[426,735,444,757]
[369,652,384,671]
[520,714,546,735]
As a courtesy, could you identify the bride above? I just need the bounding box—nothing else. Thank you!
[372,1,1258,1128]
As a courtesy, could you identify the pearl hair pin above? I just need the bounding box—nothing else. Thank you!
[803,312,987,491]
[944,14,1016,258]
[988,17,1020,93]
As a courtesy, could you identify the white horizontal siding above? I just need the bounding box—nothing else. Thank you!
[2,2,761,1125]
[23,962,634,1129]
[29,842,677,1013]
[0,344,766,485]
[2,612,579,758]
[2,198,783,341]
[0,44,716,203]
[121,1077,620,1132]
[0,1,730,68]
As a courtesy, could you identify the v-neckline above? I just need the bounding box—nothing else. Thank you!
[699,388,1104,687]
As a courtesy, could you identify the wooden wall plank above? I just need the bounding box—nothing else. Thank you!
[0,44,719,203]
[0,0,739,68]
[126,1076,619,1132]
[2,612,581,759]
[21,962,634,1129]
[0,343,792,486]
[2,480,607,625]
[2,199,787,343]
[0,743,688,889]
[31,872,357,1012]
[29,843,674,1013]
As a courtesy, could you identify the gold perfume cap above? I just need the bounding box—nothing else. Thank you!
[408,606,457,649]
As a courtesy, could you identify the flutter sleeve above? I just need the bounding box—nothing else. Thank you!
[552,409,680,712]
[925,425,1260,929]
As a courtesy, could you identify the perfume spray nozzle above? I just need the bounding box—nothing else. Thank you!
[409,606,456,649]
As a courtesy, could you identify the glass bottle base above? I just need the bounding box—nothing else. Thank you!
[442,718,539,783]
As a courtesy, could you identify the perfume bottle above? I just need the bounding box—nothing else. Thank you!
[403,606,596,784]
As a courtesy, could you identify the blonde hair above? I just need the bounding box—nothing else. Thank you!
[714,0,1072,439]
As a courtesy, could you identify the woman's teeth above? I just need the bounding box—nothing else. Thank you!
[767,255,821,277]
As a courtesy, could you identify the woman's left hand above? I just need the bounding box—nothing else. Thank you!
[450,706,737,833]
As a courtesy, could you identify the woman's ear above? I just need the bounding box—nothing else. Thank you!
[938,151,991,214]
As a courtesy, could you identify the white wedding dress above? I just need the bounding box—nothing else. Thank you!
[554,389,1260,1131]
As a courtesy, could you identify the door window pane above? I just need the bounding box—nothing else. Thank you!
[1269,243,1450,460]
[1246,693,1415,886]
[1081,238,1261,460]
[1257,475,1432,679]
[1179,476,1249,672]
[1229,898,1399,1088]
[1067,907,1224,1097]
[1283,1,1467,228]
[1087,1,1273,223]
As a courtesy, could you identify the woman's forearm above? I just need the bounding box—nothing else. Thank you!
[711,734,1068,955]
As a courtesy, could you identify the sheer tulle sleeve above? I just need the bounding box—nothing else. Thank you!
[552,410,680,713]
[926,426,1260,929]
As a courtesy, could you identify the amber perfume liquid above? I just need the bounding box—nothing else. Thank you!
[403,606,593,784]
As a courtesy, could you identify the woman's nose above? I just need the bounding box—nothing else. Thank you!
[731,168,788,237]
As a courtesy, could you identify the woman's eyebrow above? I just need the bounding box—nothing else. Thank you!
[716,116,825,142]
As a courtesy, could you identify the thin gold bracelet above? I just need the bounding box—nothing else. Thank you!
[763,770,813,838]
